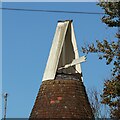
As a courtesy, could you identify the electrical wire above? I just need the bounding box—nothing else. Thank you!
[0,7,105,15]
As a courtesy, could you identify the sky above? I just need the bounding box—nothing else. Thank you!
[0,2,2,119]
[1,0,99,2]
[1,2,117,118]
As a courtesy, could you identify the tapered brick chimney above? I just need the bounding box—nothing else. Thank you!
[30,20,94,119]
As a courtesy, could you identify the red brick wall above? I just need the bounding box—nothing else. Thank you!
[30,79,94,119]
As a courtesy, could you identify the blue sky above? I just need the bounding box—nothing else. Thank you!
[2,2,117,118]
[0,2,2,119]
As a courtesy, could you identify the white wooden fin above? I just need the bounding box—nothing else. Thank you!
[58,56,86,70]
[42,21,69,81]
[71,56,86,66]
[42,20,84,81]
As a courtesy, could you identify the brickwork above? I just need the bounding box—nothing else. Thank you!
[30,76,94,119]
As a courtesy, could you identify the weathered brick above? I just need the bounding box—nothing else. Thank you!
[30,77,94,119]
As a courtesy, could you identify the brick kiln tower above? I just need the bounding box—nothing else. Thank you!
[30,20,94,119]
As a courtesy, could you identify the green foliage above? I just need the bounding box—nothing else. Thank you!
[98,2,120,27]
[82,40,119,76]
[82,1,120,118]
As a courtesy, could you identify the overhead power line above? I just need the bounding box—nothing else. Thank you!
[0,7,105,15]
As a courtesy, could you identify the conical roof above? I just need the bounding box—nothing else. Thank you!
[30,75,94,118]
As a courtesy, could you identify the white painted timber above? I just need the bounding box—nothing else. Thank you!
[42,20,85,81]
[42,21,69,81]
[71,23,81,73]
[58,56,86,70]
[71,56,86,66]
